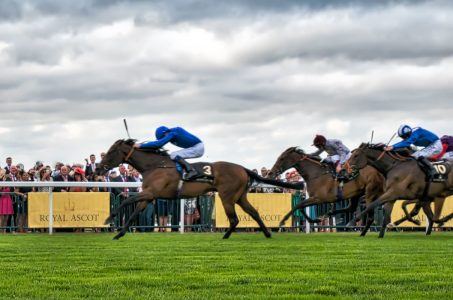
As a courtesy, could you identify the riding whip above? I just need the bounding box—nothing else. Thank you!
[123,118,131,139]
[370,130,374,144]
[386,132,396,146]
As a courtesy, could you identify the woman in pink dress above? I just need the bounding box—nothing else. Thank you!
[0,170,14,233]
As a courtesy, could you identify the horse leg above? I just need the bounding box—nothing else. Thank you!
[353,188,398,223]
[360,210,375,237]
[113,201,148,240]
[327,197,359,216]
[437,212,453,225]
[393,200,422,226]
[379,202,395,238]
[105,194,142,224]
[222,202,239,239]
[279,198,321,227]
[432,197,451,227]
[237,193,271,238]
[420,201,435,236]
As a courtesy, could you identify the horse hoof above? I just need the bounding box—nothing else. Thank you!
[265,232,272,238]
[387,223,395,229]
[414,220,421,226]
[113,232,124,240]
[278,222,285,227]
[104,217,113,225]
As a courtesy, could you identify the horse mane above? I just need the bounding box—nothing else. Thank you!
[120,139,170,156]
[361,142,413,157]
[292,147,322,161]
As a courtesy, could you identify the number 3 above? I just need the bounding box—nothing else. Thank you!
[203,166,212,175]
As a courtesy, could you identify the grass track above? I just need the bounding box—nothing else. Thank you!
[0,232,452,299]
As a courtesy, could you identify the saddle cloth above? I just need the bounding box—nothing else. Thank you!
[176,162,214,183]
[420,161,451,183]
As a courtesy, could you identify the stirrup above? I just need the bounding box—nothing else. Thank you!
[183,170,198,180]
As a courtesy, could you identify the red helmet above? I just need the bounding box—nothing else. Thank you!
[313,135,327,147]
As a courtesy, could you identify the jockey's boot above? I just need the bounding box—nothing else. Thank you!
[174,156,198,180]
[417,156,436,179]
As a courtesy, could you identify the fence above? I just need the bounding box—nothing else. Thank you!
[1,181,450,233]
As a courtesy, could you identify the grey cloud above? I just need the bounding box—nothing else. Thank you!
[0,0,452,169]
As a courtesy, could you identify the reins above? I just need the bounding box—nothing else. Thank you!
[125,147,135,162]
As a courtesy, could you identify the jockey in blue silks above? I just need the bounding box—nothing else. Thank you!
[135,126,205,179]
[385,125,442,177]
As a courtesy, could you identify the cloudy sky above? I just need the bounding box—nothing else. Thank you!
[0,0,452,170]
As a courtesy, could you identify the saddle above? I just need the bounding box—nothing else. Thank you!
[175,162,215,183]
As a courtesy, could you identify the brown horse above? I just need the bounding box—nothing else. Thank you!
[267,147,385,236]
[346,143,453,237]
[96,139,304,240]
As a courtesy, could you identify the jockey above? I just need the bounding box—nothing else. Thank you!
[440,135,453,160]
[384,125,442,177]
[310,135,351,174]
[134,126,204,179]
[441,135,453,161]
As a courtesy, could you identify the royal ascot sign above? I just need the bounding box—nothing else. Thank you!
[215,193,292,228]
[28,192,110,228]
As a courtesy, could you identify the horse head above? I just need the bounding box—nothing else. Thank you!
[96,139,137,176]
[268,146,305,179]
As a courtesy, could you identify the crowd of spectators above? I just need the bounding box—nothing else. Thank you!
[0,155,305,233]
[249,167,304,194]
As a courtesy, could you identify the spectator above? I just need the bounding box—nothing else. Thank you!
[85,154,98,181]
[38,168,53,192]
[156,199,169,232]
[52,162,64,177]
[111,164,133,196]
[184,198,199,232]
[34,161,44,172]
[4,157,12,174]
[53,166,73,192]
[28,169,37,181]
[139,200,155,233]
[69,168,88,192]
[9,165,19,181]
[15,172,33,233]
[112,164,134,226]
[0,169,13,233]
[16,163,24,173]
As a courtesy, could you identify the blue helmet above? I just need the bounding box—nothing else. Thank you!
[398,124,412,139]
[155,126,170,139]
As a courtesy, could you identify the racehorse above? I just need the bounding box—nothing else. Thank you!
[96,139,304,240]
[267,147,385,236]
[345,143,453,237]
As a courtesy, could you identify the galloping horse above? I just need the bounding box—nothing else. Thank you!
[346,143,453,237]
[267,147,385,236]
[97,139,304,240]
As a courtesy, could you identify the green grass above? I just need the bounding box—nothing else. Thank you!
[0,232,452,299]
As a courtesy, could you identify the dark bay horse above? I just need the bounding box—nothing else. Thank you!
[346,143,453,237]
[97,139,304,240]
[267,147,385,236]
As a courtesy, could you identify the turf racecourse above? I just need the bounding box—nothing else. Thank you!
[0,232,452,299]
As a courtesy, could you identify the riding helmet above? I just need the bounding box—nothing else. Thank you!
[397,124,412,139]
[313,135,327,148]
[155,126,170,139]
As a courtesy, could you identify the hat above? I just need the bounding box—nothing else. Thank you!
[74,167,85,175]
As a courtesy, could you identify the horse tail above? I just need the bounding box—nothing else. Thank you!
[244,168,304,190]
